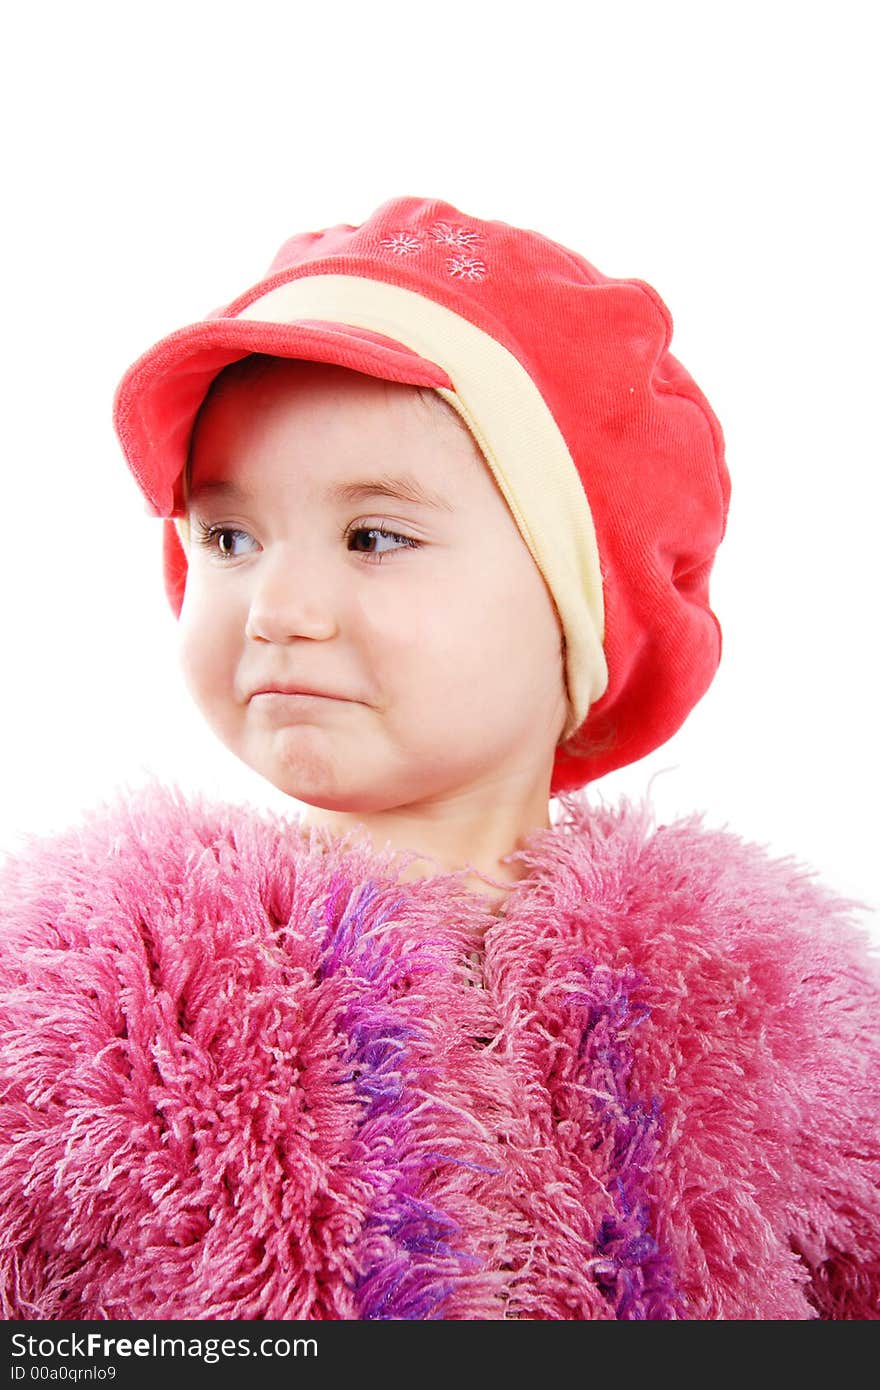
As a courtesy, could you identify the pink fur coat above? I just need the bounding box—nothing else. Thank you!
[1,780,878,1320]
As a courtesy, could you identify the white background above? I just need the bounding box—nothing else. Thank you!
[2,1,877,942]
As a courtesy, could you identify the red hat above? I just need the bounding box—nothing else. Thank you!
[113,195,730,795]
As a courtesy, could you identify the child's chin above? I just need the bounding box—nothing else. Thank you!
[250,747,373,811]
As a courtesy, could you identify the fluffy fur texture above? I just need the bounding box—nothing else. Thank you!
[1,779,878,1320]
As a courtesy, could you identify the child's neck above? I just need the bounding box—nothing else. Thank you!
[298,782,554,911]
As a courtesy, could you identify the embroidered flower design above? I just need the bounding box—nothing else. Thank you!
[429,221,482,251]
[379,231,424,256]
[376,219,489,281]
[446,254,487,281]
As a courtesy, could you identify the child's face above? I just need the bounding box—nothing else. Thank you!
[179,357,568,815]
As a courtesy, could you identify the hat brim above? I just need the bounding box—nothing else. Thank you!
[113,317,454,517]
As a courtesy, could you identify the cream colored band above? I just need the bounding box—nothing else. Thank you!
[181,273,608,739]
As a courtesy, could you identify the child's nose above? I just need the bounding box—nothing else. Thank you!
[244,544,339,644]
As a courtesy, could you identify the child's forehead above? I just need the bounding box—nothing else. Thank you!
[201,353,451,419]
[189,355,483,481]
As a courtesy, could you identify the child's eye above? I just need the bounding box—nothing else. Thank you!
[344,523,422,563]
[193,522,256,560]
[192,520,422,564]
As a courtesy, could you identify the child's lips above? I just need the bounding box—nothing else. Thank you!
[250,684,351,701]
[250,690,354,721]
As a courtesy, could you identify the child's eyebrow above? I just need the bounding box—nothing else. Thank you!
[189,474,455,513]
[327,474,455,513]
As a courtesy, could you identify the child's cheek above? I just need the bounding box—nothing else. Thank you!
[175,589,234,706]
[175,618,209,708]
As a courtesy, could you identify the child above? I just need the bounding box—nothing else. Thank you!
[1,196,878,1321]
